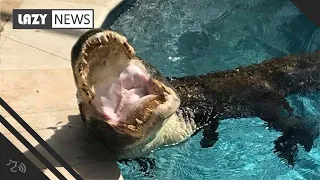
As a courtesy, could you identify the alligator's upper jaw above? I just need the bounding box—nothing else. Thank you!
[72,29,180,138]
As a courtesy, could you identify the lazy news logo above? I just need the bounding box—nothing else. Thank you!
[12,9,94,29]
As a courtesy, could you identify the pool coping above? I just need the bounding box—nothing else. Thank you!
[0,0,141,179]
[100,0,137,29]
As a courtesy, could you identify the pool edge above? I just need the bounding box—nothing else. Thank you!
[99,0,137,29]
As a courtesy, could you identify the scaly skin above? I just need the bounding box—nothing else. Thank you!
[168,51,320,165]
[71,29,320,166]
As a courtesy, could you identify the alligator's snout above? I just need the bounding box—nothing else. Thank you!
[71,29,181,156]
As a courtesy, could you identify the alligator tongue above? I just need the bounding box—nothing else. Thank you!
[91,64,151,123]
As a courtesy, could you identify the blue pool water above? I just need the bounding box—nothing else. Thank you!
[110,0,320,179]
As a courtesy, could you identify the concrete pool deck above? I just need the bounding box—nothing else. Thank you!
[0,0,125,179]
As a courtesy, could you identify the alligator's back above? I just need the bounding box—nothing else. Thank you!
[168,50,320,166]
[170,50,320,110]
[192,50,320,98]
[253,50,320,96]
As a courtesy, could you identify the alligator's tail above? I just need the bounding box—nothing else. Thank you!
[255,50,320,165]
[261,50,320,96]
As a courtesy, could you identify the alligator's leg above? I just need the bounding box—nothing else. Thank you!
[200,118,219,148]
[188,106,220,148]
[272,116,314,166]
[252,90,315,166]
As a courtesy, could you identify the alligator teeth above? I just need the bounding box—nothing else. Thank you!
[97,45,105,51]
[123,42,131,51]
[128,125,138,131]
[97,37,102,44]
[82,52,88,58]
[151,80,162,93]
[146,108,153,112]
[154,100,161,105]
[136,118,143,125]
[100,35,109,45]
[111,35,118,42]
[88,38,99,46]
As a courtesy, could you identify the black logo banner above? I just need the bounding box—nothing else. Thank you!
[0,98,84,179]
[0,133,49,179]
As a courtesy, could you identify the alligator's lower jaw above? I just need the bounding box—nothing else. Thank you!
[72,30,181,138]
[118,112,198,159]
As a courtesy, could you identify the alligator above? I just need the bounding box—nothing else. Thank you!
[71,28,320,166]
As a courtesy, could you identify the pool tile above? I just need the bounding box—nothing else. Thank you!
[42,162,123,180]
[0,36,7,50]
[0,38,71,70]
[0,0,25,31]
[0,109,80,133]
[0,69,78,116]
[55,0,122,7]
[2,115,121,179]
[1,115,114,164]
[101,0,124,11]
[0,36,6,67]
[0,69,3,117]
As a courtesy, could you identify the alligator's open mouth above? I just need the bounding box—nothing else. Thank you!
[72,29,180,138]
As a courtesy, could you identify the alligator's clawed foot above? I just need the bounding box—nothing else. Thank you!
[273,135,298,166]
[273,129,314,166]
[200,131,218,148]
[199,115,220,148]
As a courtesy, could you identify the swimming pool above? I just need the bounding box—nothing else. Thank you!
[108,0,320,179]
